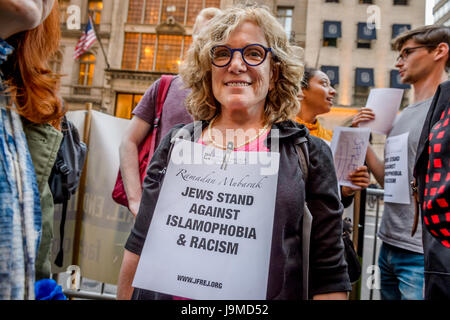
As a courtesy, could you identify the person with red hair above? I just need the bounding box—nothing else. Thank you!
[0,0,64,299]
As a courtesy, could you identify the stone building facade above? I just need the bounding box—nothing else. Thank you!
[56,0,425,123]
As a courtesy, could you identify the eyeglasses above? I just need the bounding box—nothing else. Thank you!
[211,44,273,67]
[396,45,436,62]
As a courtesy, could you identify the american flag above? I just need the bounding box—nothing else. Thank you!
[73,17,97,60]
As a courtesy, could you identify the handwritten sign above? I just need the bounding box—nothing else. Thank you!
[384,132,410,204]
[132,139,280,300]
[330,127,371,188]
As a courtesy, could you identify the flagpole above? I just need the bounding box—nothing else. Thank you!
[89,15,111,69]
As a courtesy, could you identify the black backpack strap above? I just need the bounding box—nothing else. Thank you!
[295,137,309,182]
[294,137,312,300]
[54,199,68,267]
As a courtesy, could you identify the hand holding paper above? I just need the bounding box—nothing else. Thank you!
[352,108,375,127]
[355,88,404,135]
[342,166,370,196]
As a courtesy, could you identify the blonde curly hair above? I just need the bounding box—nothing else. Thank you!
[179,5,304,123]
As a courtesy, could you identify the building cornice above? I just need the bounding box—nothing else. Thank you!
[60,24,111,39]
[62,94,103,106]
[105,69,176,81]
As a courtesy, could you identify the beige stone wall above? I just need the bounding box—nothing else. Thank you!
[303,0,425,107]
[60,0,113,112]
[58,0,426,117]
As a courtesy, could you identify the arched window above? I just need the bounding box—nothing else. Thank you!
[78,53,96,86]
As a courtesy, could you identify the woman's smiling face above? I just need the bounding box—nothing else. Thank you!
[211,20,274,116]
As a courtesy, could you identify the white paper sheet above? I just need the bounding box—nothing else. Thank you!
[383,132,410,204]
[133,139,280,300]
[359,88,404,135]
[330,127,371,188]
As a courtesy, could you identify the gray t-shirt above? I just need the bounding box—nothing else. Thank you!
[378,97,433,254]
[132,75,193,145]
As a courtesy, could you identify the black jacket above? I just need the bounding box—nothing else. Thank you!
[126,120,351,299]
[414,80,450,300]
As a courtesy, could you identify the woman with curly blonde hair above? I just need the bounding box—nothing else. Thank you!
[180,5,302,124]
[118,5,351,300]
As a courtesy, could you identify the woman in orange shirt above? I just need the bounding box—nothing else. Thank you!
[297,67,370,199]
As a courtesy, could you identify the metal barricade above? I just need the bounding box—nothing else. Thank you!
[64,289,116,300]
[354,187,384,300]
[53,273,117,300]
[365,188,384,300]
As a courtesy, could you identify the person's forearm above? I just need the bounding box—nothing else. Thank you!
[313,292,348,300]
[119,141,143,204]
[365,145,384,187]
[117,250,140,300]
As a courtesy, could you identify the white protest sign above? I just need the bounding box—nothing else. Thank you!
[133,139,280,300]
[384,132,410,204]
[52,111,133,284]
[359,88,404,135]
[330,127,371,188]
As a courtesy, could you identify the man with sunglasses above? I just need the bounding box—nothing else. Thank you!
[352,25,449,300]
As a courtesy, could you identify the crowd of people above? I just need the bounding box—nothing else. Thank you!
[0,0,448,300]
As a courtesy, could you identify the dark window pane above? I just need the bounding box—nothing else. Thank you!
[357,41,371,49]
[323,38,337,47]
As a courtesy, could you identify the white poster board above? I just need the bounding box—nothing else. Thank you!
[383,132,410,204]
[359,88,404,135]
[133,140,280,300]
[52,111,134,284]
[330,127,371,188]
